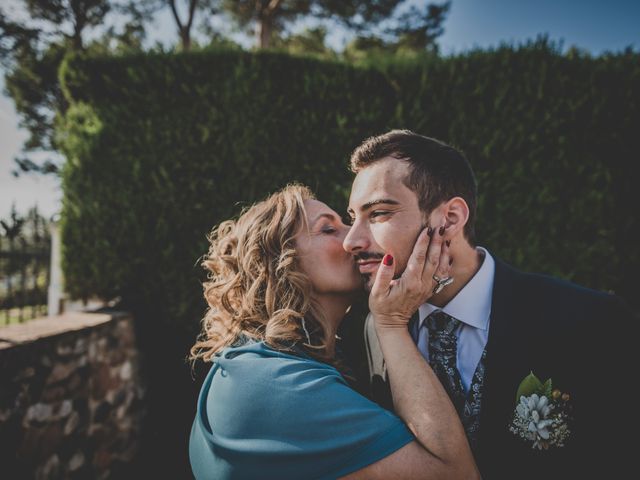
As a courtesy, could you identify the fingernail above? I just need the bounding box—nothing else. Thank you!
[449,257,453,265]
[383,254,394,266]
[445,240,451,247]
[427,227,434,237]
[439,225,445,236]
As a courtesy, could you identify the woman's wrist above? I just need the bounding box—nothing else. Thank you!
[372,311,409,324]
[373,318,413,338]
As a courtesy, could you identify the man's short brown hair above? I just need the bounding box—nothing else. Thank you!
[350,130,477,244]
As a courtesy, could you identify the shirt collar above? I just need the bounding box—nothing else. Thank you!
[418,247,495,331]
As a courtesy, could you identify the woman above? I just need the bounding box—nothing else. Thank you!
[189,184,479,479]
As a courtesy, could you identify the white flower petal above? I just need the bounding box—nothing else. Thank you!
[537,419,553,429]
[542,406,551,417]
[538,396,549,410]
[538,428,550,439]
[531,410,540,422]
[528,421,538,432]
[516,404,528,418]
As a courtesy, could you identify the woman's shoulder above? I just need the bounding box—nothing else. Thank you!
[200,340,349,440]
[218,340,335,368]
[210,340,343,394]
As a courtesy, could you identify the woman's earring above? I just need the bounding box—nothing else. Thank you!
[301,318,312,344]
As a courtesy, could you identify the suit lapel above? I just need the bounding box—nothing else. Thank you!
[476,257,532,466]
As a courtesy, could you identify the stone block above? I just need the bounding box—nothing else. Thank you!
[91,363,116,400]
[69,451,85,472]
[47,361,76,385]
[26,403,53,423]
[64,411,80,435]
[120,361,132,381]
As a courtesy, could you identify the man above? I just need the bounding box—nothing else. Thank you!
[342,130,634,478]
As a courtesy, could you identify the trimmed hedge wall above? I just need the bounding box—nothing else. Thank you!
[388,44,639,300]
[59,43,639,314]
[59,49,395,326]
[57,43,639,475]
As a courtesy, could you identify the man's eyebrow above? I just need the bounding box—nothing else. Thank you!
[348,198,400,215]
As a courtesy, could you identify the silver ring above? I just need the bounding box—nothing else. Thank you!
[432,275,454,294]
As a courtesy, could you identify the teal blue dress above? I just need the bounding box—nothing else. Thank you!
[189,341,414,479]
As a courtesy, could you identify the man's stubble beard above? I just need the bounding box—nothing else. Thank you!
[362,274,373,293]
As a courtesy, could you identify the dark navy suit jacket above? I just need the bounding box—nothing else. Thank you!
[356,257,636,479]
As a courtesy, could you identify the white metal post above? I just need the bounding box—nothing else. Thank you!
[47,220,63,316]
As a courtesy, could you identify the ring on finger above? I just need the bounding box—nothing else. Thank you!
[432,274,453,284]
[432,275,454,294]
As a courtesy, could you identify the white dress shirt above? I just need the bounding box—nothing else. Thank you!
[411,247,495,393]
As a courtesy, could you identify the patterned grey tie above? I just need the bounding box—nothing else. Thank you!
[425,310,466,416]
[425,309,486,450]
[463,348,486,449]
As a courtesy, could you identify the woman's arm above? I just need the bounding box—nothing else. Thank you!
[343,226,479,480]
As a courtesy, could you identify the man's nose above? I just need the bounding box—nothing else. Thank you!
[342,220,369,253]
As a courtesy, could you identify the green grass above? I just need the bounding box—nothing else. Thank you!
[0,305,48,326]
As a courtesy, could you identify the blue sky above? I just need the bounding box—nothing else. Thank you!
[329,0,640,54]
[1,0,639,219]
[438,0,639,55]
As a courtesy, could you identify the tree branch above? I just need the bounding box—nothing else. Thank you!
[186,0,198,31]
[266,0,283,15]
[168,0,184,29]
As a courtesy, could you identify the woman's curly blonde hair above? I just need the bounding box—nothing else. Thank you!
[190,184,334,365]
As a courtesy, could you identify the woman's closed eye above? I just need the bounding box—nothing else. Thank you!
[320,225,337,234]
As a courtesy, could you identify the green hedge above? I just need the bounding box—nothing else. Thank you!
[59,45,640,321]
[59,43,639,317]
[387,42,640,301]
[57,43,638,475]
[58,49,395,330]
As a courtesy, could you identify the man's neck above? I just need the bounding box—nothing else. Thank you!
[429,243,483,308]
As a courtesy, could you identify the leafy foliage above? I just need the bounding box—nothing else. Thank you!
[387,39,639,302]
[58,48,394,330]
[220,0,404,48]
[0,0,153,175]
[343,1,450,59]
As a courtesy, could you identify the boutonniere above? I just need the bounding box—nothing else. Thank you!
[508,372,573,450]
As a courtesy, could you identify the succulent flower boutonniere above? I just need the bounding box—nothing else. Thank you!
[509,372,573,450]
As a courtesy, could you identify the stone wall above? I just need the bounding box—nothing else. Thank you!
[0,311,145,479]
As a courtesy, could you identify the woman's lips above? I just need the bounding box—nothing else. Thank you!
[357,260,382,274]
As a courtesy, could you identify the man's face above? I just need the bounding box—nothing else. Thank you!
[343,158,428,291]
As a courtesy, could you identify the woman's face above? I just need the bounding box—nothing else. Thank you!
[296,199,363,296]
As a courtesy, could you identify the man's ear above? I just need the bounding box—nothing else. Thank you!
[442,197,469,238]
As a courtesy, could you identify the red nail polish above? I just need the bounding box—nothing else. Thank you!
[446,240,451,247]
[383,254,394,266]
[427,227,434,237]
[439,226,445,236]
